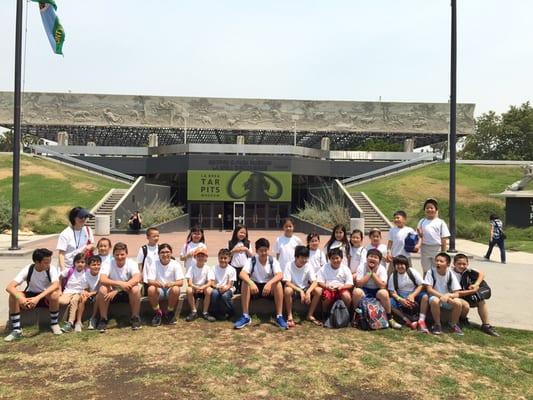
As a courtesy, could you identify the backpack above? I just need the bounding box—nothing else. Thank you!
[431,269,453,293]
[404,232,419,253]
[459,269,492,304]
[26,263,51,291]
[392,268,418,293]
[141,245,148,268]
[250,255,274,277]
[61,266,76,291]
[355,297,389,330]
[324,299,351,329]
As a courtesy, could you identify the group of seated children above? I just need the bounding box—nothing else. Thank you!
[4,215,499,341]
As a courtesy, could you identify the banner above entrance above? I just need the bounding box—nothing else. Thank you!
[188,170,292,202]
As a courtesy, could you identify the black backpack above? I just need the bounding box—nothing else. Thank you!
[26,263,51,291]
[324,299,351,329]
[458,269,492,304]
[392,268,418,293]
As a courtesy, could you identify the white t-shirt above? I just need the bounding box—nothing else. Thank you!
[97,254,112,265]
[325,241,349,267]
[388,226,416,257]
[308,248,327,274]
[84,270,100,292]
[213,265,237,288]
[136,244,159,283]
[145,259,184,284]
[417,218,450,246]
[349,246,367,273]
[14,264,59,293]
[242,255,282,284]
[424,268,461,294]
[185,264,214,286]
[273,235,303,272]
[56,226,94,267]
[180,242,207,270]
[230,241,250,269]
[317,263,353,287]
[100,258,140,282]
[366,244,388,268]
[356,262,388,290]
[60,268,87,294]
[283,261,316,289]
[387,268,424,293]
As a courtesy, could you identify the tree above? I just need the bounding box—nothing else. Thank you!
[461,102,533,160]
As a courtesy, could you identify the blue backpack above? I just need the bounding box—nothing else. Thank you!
[404,232,419,253]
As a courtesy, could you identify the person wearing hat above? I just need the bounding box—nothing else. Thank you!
[185,247,216,322]
[57,206,95,270]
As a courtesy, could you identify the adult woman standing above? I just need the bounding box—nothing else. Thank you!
[56,207,95,270]
[484,214,506,264]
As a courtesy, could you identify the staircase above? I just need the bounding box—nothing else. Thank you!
[86,189,129,229]
[351,192,393,232]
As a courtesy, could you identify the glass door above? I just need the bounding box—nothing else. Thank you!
[233,202,245,230]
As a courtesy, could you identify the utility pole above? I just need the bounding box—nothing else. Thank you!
[449,0,457,253]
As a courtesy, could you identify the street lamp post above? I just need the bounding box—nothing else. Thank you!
[449,0,457,252]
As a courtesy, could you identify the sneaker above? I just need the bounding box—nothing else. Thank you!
[4,329,22,342]
[389,319,402,329]
[74,322,83,333]
[61,322,73,333]
[431,324,442,335]
[51,324,63,335]
[483,256,490,261]
[152,312,162,327]
[481,324,500,337]
[131,316,142,330]
[87,317,98,330]
[406,320,418,330]
[451,324,464,336]
[459,317,471,328]
[202,312,216,322]
[276,315,288,330]
[418,320,429,334]
[186,311,198,322]
[164,311,177,325]
[234,315,251,329]
[97,319,108,333]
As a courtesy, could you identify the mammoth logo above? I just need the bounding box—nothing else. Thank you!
[227,171,283,202]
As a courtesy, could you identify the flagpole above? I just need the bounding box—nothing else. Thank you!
[10,0,23,250]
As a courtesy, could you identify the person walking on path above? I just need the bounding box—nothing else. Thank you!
[484,214,506,264]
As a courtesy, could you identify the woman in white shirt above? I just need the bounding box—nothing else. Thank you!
[56,207,95,270]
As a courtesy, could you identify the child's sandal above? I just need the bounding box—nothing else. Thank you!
[307,316,322,327]
[287,319,296,328]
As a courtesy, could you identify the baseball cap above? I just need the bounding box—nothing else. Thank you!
[77,208,94,219]
[194,247,208,257]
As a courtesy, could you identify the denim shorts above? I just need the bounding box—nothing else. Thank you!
[429,295,453,310]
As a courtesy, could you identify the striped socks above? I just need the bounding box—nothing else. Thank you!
[10,313,21,331]
[50,310,59,325]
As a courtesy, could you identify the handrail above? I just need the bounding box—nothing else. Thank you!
[359,191,394,229]
[334,179,363,218]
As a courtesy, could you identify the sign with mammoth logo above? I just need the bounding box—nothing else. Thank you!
[187,170,292,202]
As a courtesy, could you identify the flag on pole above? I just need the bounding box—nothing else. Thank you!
[31,0,65,55]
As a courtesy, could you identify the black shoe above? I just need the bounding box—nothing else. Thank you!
[481,324,500,337]
[164,311,176,325]
[459,317,471,328]
[151,312,162,327]
[131,316,142,330]
[185,311,198,322]
[97,319,108,333]
[202,312,216,322]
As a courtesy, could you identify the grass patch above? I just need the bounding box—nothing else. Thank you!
[348,163,533,253]
[0,154,128,233]
[1,322,531,399]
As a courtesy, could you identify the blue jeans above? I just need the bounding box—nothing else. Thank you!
[209,288,234,317]
[485,237,506,263]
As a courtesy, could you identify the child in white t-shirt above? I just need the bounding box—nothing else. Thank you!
[273,218,303,273]
[386,210,416,274]
[324,224,350,267]
[424,252,463,335]
[365,228,387,269]
[209,248,237,319]
[306,233,327,274]
[145,243,184,326]
[96,237,112,266]
[228,225,252,294]
[388,255,429,332]
[77,255,102,331]
[185,247,215,322]
[180,226,207,271]
[59,253,88,332]
[349,229,366,278]
[137,227,160,283]
[353,249,400,329]
[416,198,450,274]
[283,245,319,328]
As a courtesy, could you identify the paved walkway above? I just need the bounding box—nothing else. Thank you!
[0,230,531,330]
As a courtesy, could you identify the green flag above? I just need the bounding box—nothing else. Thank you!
[31,0,65,55]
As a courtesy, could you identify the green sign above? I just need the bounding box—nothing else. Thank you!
[188,170,292,202]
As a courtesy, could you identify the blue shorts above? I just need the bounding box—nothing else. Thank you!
[362,287,380,298]
[158,287,171,300]
[429,295,453,310]
[390,291,426,309]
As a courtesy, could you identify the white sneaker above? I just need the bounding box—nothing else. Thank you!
[74,322,82,332]
[4,329,22,342]
[87,317,97,330]
[389,319,403,330]
[51,324,63,335]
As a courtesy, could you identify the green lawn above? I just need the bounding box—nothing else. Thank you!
[0,154,129,233]
[348,163,533,253]
[0,319,531,399]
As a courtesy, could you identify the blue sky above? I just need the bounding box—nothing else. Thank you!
[0,0,531,116]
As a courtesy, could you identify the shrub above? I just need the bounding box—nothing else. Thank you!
[124,201,184,228]
[296,186,350,229]
[0,198,11,231]
[31,207,67,234]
